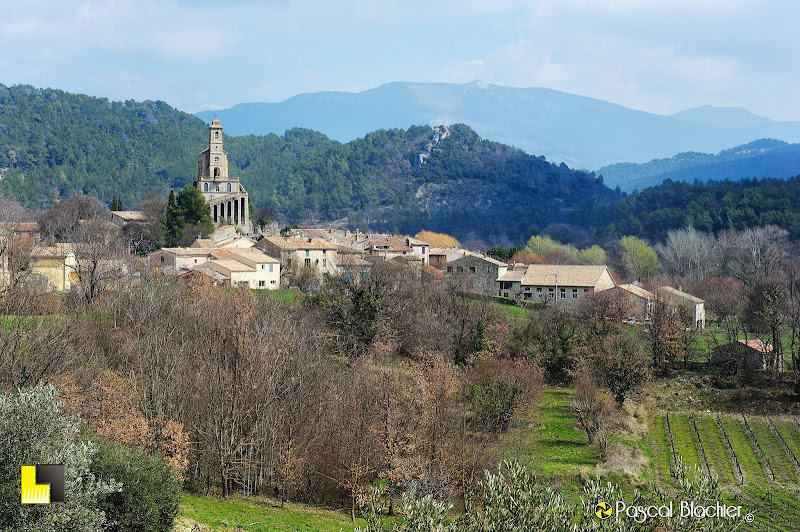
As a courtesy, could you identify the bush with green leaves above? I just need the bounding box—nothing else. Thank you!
[357,459,746,531]
[90,438,181,532]
[0,384,120,532]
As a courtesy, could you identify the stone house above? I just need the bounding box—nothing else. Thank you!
[711,339,773,373]
[203,253,279,289]
[499,264,616,302]
[255,236,339,276]
[365,235,416,261]
[108,211,145,227]
[337,254,370,284]
[655,286,706,329]
[29,244,77,292]
[429,247,471,269]
[404,237,430,265]
[444,253,508,294]
[615,283,654,320]
[147,247,216,271]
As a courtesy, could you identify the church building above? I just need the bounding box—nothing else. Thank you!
[195,119,250,231]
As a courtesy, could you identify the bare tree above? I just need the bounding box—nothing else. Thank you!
[648,295,689,375]
[718,225,789,285]
[68,217,131,305]
[657,227,720,283]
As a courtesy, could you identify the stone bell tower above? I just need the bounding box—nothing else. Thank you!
[195,119,250,231]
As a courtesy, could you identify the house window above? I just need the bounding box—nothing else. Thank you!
[194,259,198,264]
[214,131,219,139]
[446,266,453,273]
[214,156,219,162]
[457,266,463,273]
[560,288,566,299]
[270,280,276,284]
[323,258,327,267]
[203,183,208,191]
[572,289,578,299]
[258,280,265,287]
[305,250,310,257]
[305,258,311,266]
[469,266,476,274]
[269,264,274,272]
[160,256,165,263]
[261,264,265,270]
[226,183,232,192]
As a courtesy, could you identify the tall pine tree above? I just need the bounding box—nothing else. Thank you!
[162,186,214,246]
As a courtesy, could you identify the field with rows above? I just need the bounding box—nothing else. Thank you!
[655,411,800,531]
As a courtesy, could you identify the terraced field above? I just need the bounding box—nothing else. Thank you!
[657,411,800,531]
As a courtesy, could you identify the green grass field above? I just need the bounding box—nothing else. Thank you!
[502,387,597,477]
[179,493,365,531]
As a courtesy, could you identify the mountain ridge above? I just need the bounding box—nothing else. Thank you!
[195,81,800,169]
[598,138,800,191]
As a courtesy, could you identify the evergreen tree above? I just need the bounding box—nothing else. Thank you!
[163,186,214,246]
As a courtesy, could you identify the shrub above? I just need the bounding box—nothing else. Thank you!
[90,439,180,532]
[0,384,118,532]
[465,358,542,432]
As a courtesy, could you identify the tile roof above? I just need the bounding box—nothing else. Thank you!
[338,255,370,266]
[157,247,217,256]
[421,264,443,278]
[208,259,254,273]
[446,253,507,267]
[110,211,146,221]
[738,339,773,353]
[520,265,611,287]
[405,237,429,246]
[0,222,39,232]
[230,248,280,263]
[618,284,654,300]
[259,237,338,250]
[498,270,526,282]
[31,243,74,258]
[656,286,704,304]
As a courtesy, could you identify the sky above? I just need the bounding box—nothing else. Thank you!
[1,0,798,120]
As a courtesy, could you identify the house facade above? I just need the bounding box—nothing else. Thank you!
[655,286,706,329]
[711,339,772,372]
[498,264,616,303]
[255,237,339,276]
[615,283,654,320]
[444,253,508,294]
[30,244,77,292]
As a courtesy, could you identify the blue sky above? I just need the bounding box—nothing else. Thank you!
[2,0,798,120]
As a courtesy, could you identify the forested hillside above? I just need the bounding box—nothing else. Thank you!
[599,138,800,191]
[0,84,618,244]
[612,177,800,242]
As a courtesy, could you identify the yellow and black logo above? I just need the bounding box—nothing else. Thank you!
[595,501,613,519]
[21,465,65,504]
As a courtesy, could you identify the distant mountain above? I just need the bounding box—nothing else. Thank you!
[196,81,800,169]
[0,84,618,245]
[670,105,774,128]
[598,138,800,192]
